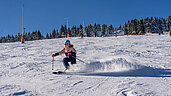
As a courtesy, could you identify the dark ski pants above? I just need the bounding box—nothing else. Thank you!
[63,56,76,69]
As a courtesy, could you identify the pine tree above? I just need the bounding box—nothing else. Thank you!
[93,23,97,37]
[76,27,80,37]
[158,18,163,34]
[56,29,59,38]
[144,18,152,34]
[0,37,5,43]
[109,24,114,35]
[68,28,71,37]
[64,25,67,37]
[161,18,167,32]
[15,35,18,41]
[102,24,106,36]
[50,33,52,39]
[52,29,56,38]
[127,20,131,35]
[71,26,75,37]
[123,23,128,35]
[0,38,2,43]
[27,32,31,41]
[36,30,42,40]
[18,33,21,41]
[97,24,101,36]
[79,24,84,38]
[6,34,11,42]
[46,33,49,39]
[11,35,15,42]
[119,25,122,30]
[167,15,171,31]
[138,19,145,35]
[88,24,93,37]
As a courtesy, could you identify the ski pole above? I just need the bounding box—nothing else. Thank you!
[52,57,54,70]
[71,56,87,64]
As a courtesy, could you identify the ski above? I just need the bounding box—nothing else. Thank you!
[52,71,65,74]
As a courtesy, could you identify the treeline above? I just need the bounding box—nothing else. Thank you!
[123,16,171,35]
[0,15,170,43]
[0,30,44,43]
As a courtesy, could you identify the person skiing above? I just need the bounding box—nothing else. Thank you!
[52,40,77,71]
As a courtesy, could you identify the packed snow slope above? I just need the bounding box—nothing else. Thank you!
[0,35,171,96]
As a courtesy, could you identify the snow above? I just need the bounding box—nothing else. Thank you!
[0,35,171,96]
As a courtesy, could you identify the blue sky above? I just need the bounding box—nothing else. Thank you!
[0,0,170,37]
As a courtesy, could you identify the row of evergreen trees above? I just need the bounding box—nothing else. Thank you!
[123,16,171,35]
[0,30,43,43]
[0,15,170,43]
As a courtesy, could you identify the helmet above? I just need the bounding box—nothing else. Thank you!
[65,40,70,45]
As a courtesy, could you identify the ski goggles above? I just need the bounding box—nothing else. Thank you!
[65,41,70,45]
[66,41,70,44]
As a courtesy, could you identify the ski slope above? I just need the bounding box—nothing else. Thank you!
[0,35,171,96]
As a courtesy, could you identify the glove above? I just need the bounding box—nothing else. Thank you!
[52,53,59,57]
[52,54,55,57]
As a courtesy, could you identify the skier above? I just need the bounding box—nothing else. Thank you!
[52,40,77,71]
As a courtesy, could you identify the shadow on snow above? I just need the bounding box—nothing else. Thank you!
[79,65,171,77]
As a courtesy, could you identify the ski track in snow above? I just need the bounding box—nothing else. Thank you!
[0,35,171,96]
